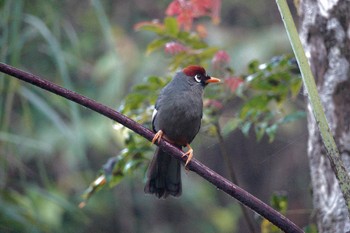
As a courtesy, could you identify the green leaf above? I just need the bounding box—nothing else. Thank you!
[222,118,241,137]
[134,22,164,34]
[123,93,147,110]
[19,85,70,136]
[146,75,169,89]
[198,47,219,59]
[102,157,120,182]
[255,122,268,142]
[146,38,169,55]
[266,124,278,142]
[304,224,318,233]
[279,111,305,124]
[108,172,125,187]
[241,121,252,137]
[164,17,179,36]
[290,77,302,98]
[169,52,191,70]
[239,95,269,120]
[177,31,207,48]
[248,60,260,73]
[270,192,288,214]
[123,158,143,174]
[80,175,106,206]
[147,75,165,85]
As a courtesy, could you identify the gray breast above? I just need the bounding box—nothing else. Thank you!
[153,88,203,146]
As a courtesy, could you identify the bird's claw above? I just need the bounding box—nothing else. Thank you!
[182,144,193,168]
[152,130,163,144]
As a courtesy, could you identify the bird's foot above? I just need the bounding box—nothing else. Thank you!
[152,130,163,144]
[182,144,193,168]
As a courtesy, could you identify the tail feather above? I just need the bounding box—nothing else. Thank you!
[144,147,182,198]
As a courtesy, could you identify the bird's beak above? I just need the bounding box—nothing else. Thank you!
[205,77,221,84]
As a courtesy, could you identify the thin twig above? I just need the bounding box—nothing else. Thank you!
[0,63,304,233]
[215,123,258,233]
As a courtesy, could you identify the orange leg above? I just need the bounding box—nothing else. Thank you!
[152,130,163,144]
[182,143,193,167]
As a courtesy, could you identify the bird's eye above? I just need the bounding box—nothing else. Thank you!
[194,74,201,83]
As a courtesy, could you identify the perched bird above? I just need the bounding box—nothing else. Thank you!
[144,65,220,198]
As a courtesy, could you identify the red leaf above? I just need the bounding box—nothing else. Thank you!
[204,99,223,110]
[196,24,208,38]
[165,0,221,31]
[177,9,194,31]
[166,1,182,15]
[224,77,243,93]
[191,0,212,15]
[212,50,230,69]
[133,20,163,31]
[210,0,221,24]
[164,42,188,55]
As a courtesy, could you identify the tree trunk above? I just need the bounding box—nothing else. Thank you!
[299,0,350,232]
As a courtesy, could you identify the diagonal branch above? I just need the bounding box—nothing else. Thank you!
[0,63,303,233]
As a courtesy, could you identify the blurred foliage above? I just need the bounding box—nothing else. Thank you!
[304,224,318,233]
[135,17,219,70]
[261,192,288,233]
[0,0,311,233]
[83,0,303,204]
[235,55,304,142]
[1,0,135,232]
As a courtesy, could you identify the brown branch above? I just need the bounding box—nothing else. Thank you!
[0,63,304,233]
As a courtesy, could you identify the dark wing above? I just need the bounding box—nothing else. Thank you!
[187,108,203,144]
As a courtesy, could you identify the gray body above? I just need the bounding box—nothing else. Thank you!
[144,71,205,198]
[153,72,203,145]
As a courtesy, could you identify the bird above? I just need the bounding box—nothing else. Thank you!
[144,65,220,198]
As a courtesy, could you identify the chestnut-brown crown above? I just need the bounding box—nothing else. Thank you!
[182,65,207,77]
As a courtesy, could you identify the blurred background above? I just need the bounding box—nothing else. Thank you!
[0,0,312,232]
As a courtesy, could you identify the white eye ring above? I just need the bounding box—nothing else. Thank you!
[194,74,201,83]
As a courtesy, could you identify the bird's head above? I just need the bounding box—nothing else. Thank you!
[182,65,220,87]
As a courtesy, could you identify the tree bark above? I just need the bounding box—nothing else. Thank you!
[299,0,350,232]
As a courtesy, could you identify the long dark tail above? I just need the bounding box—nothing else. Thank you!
[144,147,182,198]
